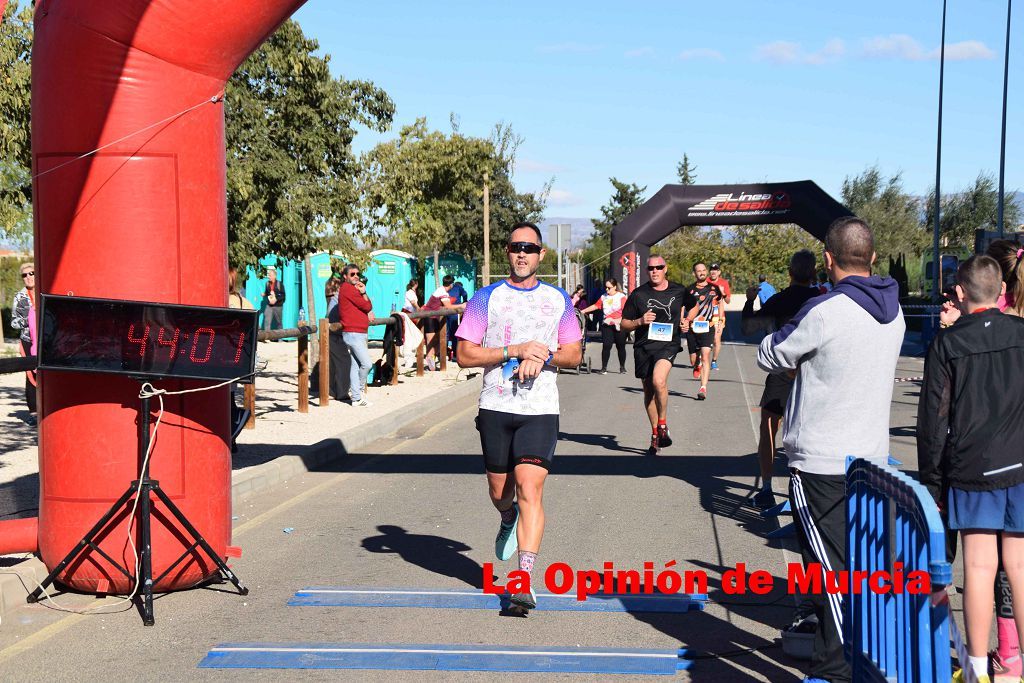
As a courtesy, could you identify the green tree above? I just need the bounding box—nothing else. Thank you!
[841,165,927,268]
[445,121,549,260]
[676,153,698,185]
[358,119,547,270]
[725,224,821,288]
[225,19,394,270]
[924,172,1022,250]
[582,178,646,272]
[656,227,724,284]
[0,1,33,248]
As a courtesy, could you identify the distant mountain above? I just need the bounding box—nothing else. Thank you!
[539,217,595,250]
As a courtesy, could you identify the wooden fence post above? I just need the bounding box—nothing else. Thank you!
[244,383,256,429]
[416,337,425,377]
[319,319,330,407]
[438,317,448,372]
[297,332,309,413]
[389,316,400,386]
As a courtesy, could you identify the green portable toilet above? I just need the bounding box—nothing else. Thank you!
[244,255,302,338]
[365,249,417,341]
[423,251,478,299]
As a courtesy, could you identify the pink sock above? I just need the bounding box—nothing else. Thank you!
[997,616,1020,660]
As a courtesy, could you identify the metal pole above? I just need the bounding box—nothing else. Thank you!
[483,172,490,285]
[556,224,563,289]
[997,0,1013,238]
[932,0,947,299]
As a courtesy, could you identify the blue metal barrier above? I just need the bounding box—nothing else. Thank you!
[845,457,953,683]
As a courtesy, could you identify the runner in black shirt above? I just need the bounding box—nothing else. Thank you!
[740,248,819,508]
[683,262,724,400]
[622,255,688,455]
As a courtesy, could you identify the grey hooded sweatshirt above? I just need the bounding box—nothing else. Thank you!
[757,275,905,476]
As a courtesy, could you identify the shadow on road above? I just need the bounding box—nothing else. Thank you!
[361,524,493,589]
[631,556,804,681]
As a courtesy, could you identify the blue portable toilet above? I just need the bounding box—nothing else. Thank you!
[423,251,478,299]
[365,249,417,341]
[244,255,302,338]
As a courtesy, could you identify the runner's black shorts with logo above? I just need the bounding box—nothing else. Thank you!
[633,341,677,379]
[760,372,795,417]
[476,409,558,473]
[685,330,715,355]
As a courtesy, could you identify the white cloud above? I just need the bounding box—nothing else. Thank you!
[537,42,603,54]
[931,40,995,61]
[806,38,845,64]
[862,34,926,60]
[517,158,568,174]
[755,39,844,65]
[677,47,724,61]
[862,34,994,61]
[625,46,656,58]
[547,189,584,207]
[755,41,801,64]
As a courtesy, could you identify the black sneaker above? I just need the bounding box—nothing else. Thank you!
[646,434,660,456]
[510,588,537,610]
[753,488,775,509]
[657,424,672,448]
[619,366,627,374]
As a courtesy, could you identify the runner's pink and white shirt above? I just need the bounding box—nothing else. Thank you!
[456,280,581,415]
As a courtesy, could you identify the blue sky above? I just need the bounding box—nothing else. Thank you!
[294,0,1021,219]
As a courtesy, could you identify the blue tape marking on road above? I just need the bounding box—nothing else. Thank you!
[765,524,794,540]
[287,587,707,613]
[198,642,692,674]
[761,499,791,517]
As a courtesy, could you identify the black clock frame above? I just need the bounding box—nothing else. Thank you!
[38,294,259,383]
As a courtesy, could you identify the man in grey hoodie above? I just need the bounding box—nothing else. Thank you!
[757,217,905,683]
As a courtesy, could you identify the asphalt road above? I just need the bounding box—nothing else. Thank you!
[0,341,926,682]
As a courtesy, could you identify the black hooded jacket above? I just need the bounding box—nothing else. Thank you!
[917,308,1024,499]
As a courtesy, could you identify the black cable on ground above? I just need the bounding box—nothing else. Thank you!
[683,643,782,660]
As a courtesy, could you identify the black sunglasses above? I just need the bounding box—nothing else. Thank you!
[507,242,542,255]
[21,271,34,278]
[647,265,666,272]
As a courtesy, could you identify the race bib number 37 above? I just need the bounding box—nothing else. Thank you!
[649,322,673,342]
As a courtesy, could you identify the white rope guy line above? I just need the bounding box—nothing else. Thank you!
[32,94,223,181]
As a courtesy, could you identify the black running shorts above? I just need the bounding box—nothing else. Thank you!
[476,409,558,473]
[760,372,795,417]
[633,342,677,379]
[685,330,715,355]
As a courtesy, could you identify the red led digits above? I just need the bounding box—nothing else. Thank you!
[189,327,216,363]
[156,326,180,358]
[127,323,150,357]
[233,333,246,364]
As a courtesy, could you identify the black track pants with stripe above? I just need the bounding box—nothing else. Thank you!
[790,469,851,683]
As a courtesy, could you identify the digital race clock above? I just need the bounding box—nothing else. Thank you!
[38,295,259,383]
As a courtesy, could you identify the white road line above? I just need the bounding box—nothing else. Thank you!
[297,589,698,599]
[210,646,678,658]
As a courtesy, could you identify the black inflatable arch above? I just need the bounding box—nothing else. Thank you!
[610,180,851,292]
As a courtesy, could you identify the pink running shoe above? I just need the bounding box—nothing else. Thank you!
[990,650,1022,682]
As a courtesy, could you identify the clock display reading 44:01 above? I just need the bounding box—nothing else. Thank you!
[126,324,248,365]
[39,295,259,383]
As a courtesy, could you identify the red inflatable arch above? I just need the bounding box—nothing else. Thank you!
[0,0,307,594]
